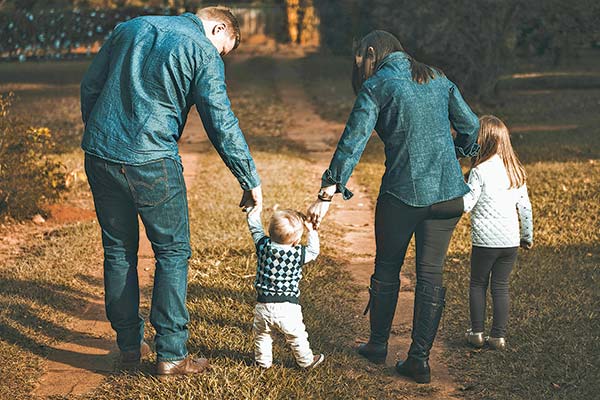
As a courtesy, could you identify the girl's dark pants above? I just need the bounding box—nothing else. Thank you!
[469,246,517,338]
[360,193,462,382]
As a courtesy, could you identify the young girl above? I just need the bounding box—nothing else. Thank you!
[463,115,533,350]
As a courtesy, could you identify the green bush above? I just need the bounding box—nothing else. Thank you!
[0,94,66,219]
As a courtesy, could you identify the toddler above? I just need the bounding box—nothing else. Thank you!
[246,208,324,368]
[463,115,533,350]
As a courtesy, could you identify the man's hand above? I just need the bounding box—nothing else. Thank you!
[240,185,262,216]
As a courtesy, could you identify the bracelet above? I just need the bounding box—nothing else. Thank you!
[317,190,334,202]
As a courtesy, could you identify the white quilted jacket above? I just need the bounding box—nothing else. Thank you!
[463,155,533,248]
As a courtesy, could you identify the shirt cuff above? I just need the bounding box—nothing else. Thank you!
[229,159,261,190]
[240,169,261,191]
[321,169,354,200]
[455,142,481,158]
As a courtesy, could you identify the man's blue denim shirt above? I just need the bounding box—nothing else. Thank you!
[81,13,260,190]
[323,52,480,207]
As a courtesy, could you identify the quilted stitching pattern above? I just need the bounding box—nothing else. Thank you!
[470,156,530,247]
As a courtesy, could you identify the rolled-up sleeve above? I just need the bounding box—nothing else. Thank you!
[449,82,480,158]
[193,54,260,190]
[322,87,379,200]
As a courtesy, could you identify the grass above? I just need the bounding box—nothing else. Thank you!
[0,57,419,400]
[1,50,598,399]
[298,52,600,399]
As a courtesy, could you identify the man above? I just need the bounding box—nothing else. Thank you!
[80,7,262,376]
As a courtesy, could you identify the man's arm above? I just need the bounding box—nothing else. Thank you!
[80,34,114,124]
[193,54,261,192]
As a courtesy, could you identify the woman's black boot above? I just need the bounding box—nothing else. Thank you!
[357,276,400,364]
[396,284,446,383]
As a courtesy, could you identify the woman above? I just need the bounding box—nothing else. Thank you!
[307,30,480,384]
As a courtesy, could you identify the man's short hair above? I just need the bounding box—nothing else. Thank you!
[197,6,241,50]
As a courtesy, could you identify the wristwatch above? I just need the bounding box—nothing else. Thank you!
[317,189,334,202]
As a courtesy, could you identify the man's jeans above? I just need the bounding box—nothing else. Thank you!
[85,153,191,362]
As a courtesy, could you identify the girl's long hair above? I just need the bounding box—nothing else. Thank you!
[472,115,527,188]
[352,30,444,94]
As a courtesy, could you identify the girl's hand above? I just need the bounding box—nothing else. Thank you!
[520,240,533,250]
[307,200,331,229]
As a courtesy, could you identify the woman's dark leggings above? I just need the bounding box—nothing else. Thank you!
[373,194,463,287]
[469,246,517,337]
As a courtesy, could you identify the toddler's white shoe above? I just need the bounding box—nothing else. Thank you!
[306,354,325,369]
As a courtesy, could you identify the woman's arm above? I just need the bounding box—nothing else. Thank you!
[321,87,380,200]
[448,82,480,158]
[307,87,379,227]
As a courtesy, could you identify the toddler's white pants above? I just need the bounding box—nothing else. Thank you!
[253,302,314,368]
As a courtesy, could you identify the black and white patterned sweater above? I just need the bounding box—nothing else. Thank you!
[247,211,319,304]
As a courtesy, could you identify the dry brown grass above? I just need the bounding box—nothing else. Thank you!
[1,51,598,399]
[0,57,408,400]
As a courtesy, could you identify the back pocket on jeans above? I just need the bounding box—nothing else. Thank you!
[124,159,170,207]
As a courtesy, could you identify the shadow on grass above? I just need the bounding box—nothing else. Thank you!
[441,242,599,399]
[0,274,116,371]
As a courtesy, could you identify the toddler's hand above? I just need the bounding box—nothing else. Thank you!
[304,219,317,232]
[520,240,533,250]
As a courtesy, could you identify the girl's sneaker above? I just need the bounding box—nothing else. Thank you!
[465,329,485,348]
[486,336,506,350]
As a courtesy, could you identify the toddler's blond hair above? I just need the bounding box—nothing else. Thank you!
[269,209,305,245]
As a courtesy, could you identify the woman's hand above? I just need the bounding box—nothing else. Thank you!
[307,200,331,229]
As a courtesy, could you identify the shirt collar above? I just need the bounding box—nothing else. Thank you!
[377,51,410,72]
[181,12,205,34]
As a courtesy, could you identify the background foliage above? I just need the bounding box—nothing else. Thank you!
[0,94,66,219]
[314,0,600,99]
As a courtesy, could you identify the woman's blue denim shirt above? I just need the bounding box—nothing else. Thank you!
[323,52,480,207]
[80,13,260,190]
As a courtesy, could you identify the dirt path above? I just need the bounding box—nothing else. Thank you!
[32,113,205,398]
[273,53,460,399]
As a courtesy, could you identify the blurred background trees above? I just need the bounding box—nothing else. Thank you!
[0,0,598,98]
[313,0,599,99]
